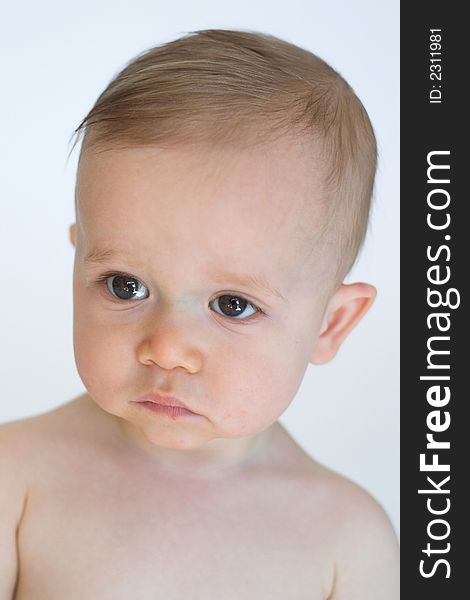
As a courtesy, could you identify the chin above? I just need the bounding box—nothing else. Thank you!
[144,429,210,450]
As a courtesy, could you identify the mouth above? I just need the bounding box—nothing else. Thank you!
[134,392,200,418]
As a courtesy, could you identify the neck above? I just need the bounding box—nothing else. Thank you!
[111,413,275,480]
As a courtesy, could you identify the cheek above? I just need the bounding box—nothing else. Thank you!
[73,296,130,403]
[213,331,310,435]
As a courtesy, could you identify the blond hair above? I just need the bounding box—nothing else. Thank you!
[70,29,377,283]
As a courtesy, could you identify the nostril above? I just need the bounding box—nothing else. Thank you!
[135,332,203,374]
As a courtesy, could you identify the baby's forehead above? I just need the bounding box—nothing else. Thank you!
[77,136,326,221]
[76,138,329,280]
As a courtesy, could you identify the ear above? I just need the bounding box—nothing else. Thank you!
[310,282,377,365]
[69,223,76,247]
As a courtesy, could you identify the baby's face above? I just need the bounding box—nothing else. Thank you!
[72,139,331,451]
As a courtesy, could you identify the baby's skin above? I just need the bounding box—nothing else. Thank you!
[1,138,398,598]
[1,395,398,599]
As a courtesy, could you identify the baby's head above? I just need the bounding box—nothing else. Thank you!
[69,30,377,453]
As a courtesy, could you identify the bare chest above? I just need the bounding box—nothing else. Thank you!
[15,462,333,600]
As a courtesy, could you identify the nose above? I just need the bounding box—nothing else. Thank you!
[135,308,204,374]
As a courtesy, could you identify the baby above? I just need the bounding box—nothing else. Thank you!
[1,29,399,599]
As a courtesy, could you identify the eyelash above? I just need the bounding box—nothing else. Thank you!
[94,271,265,321]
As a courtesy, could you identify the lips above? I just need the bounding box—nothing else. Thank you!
[135,392,193,411]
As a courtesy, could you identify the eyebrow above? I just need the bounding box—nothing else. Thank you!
[84,248,286,302]
[84,247,126,266]
[208,270,286,302]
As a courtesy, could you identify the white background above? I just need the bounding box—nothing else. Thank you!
[0,1,399,534]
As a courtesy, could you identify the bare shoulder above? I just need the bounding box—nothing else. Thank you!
[270,426,399,599]
[301,460,399,600]
[0,412,46,506]
[0,397,97,598]
[325,470,399,599]
[1,393,111,452]
[0,395,106,517]
[0,400,78,482]
[0,419,32,598]
[0,395,105,489]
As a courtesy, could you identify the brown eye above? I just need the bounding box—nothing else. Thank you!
[210,295,257,319]
[106,275,148,301]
